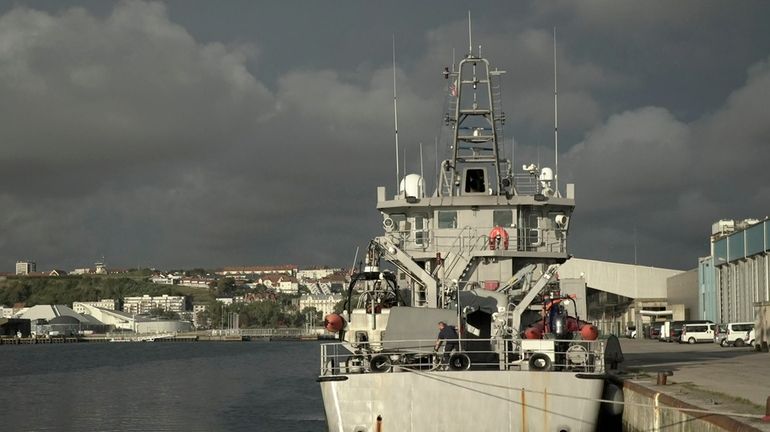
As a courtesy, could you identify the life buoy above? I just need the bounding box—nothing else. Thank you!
[528,352,552,371]
[488,226,509,250]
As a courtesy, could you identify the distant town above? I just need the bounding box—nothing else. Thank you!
[1,260,349,339]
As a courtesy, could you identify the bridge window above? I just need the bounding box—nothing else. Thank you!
[438,211,457,229]
[464,168,486,193]
[493,210,513,228]
[414,214,428,245]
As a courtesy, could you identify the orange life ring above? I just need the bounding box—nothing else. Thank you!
[488,226,509,250]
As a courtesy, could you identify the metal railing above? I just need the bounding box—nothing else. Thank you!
[319,338,605,376]
[392,226,567,255]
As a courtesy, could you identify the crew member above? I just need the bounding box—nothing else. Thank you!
[434,321,459,365]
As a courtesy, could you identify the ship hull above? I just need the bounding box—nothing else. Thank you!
[320,370,604,432]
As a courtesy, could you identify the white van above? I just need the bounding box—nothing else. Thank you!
[720,322,754,347]
[679,323,715,344]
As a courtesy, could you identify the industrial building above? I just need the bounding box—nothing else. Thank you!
[700,218,770,323]
[558,258,685,336]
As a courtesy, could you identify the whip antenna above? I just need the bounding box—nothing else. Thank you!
[553,27,560,197]
[467,11,472,56]
[393,35,400,193]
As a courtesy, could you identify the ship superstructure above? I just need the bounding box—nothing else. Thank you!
[318,26,613,432]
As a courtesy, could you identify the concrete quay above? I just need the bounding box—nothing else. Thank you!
[617,338,770,431]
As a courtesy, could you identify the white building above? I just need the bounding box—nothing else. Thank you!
[217,265,297,277]
[123,295,187,315]
[95,262,107,274]
[259,274,299,294]
[0,306,14,318]
[150,275,180,285]
[73,299,117,315]
[71,268,92,275]
[179,277,214,288]
[15,261,36,275]
[299,294,343,317]
[297,267,342,281]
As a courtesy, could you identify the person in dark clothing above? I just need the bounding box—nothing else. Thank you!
[434,321,459,366]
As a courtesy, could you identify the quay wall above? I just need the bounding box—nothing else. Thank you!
[621,379,764,432]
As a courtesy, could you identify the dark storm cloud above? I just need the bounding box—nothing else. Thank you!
[0,0,768,271]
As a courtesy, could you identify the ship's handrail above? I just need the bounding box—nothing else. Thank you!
[392,225,567,254]
[319,337,605,376]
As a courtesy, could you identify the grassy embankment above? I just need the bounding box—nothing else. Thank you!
[0,274,213,307]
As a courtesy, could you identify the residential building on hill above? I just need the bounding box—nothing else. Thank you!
[258,274,299,294]
[217,264,297,277]
[73,299,117,315]
[123,295,188,315]
[297,267,342,281]
[299,294,343,317]
[15,261,36,275]
[178,277,214,288]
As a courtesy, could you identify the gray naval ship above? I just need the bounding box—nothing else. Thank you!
[318,33,613,432]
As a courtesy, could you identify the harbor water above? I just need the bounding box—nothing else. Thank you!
[0,341,325,432]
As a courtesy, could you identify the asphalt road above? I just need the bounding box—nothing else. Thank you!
[618,337,770,408]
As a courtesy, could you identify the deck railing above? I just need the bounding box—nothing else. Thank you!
[391,225,567,255]
[319,337,605,376]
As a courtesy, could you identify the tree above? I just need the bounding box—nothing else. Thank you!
[215,277,237,297]
[300,306,323,325]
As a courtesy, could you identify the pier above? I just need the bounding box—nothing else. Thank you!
[616,338,770,431]
[0,336,79,345]
[0,328,330,345]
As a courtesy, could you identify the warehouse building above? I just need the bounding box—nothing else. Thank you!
[700,218,770,323]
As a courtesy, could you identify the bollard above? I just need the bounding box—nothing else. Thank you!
[656,371,673,386]
[763,396,770,423]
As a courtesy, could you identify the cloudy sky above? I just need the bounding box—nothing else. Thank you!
[1,1,768,271]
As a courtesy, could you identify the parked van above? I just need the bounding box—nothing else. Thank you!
[662,320,713,342]
[680,323,715,344]
[720,322,754,347]
[747,328,756,347]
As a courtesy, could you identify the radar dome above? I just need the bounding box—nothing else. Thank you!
[539,167,554,181]
[399,174,425,198]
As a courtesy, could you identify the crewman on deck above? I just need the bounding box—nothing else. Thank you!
[434,321,459,367]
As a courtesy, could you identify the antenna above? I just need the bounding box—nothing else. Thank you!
[511,135,515,170]
[403,146,407,178]
[392,35,400,193]
[467,11,472,56]
[351,246,360,275]
[419,142,424,197]
[434,136,439,194]
[553,27,560,197]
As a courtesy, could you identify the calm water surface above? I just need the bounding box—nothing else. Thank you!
[0,341,325,432]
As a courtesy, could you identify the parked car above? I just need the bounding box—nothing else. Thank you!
[720,322,754,347]
[747,328,756,347]
[626,325,637,338]
[680,323,715,344]
[648,325,660,339]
